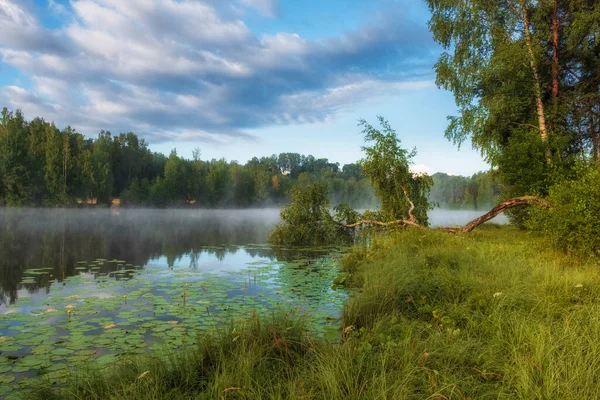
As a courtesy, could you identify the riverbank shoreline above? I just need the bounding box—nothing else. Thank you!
[28,225,600,399]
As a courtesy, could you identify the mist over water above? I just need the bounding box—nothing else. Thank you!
[0,207,507,308]
[0,206,510,395]
[428,208,509,227]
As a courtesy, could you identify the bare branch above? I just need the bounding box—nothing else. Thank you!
[450,196,550,233]
[345,219,427,230]
[345,196,550,233]
[510,122,541,131]
[401,185,417,223]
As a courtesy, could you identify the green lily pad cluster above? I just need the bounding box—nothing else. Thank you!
[0,245,347,398]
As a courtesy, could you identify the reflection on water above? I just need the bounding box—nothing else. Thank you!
[0,207,508,307]
[0,209,281,308]
[0,207,510,396]
[0,208,346,398]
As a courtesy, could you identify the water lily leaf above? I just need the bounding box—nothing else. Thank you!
[1,344,23,352]
[74,349,97,356]
[31,346,54,355]
[51,348,74,356]
[12,365,33,373]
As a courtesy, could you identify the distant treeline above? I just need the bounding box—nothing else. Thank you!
[1,108,501,210]
[0,108,377,208]
[429,172,501,210]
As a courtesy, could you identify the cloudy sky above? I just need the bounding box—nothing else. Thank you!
[0,0,488,175]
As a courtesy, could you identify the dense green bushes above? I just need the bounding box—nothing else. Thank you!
[528,165,600,257]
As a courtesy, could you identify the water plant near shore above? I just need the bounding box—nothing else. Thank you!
[0,248,346,399]
[25,226,600,399]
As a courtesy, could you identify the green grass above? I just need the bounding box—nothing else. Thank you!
[29,226,600,399]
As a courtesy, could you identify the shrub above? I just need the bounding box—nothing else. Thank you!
[269,183,353,246]
[528,164,600,257]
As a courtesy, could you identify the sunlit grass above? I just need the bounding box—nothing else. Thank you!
[29,226,600,399]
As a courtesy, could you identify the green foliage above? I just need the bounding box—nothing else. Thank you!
[528,164,600,257]
[0,108,380,209]
[269,183,352,246]
[120,178,151,206]
[28,228,600,399]
[270,116,436,246]
[340,227,600,398]
[0,108,32,205]
[426,0,599,201]
[359,116,433,225]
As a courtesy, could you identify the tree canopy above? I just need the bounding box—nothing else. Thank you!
[426,0,600,200]
[0,108,378,209]
[359,117,433,226]
[270,117,434,246]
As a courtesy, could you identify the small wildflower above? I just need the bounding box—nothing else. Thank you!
[123,295,127,299]
[137,371,150,380]
[423,352,429,357]
[493,292,503,298]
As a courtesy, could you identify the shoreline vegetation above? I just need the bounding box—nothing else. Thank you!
[4,0,598,396]
[29,226,600,399]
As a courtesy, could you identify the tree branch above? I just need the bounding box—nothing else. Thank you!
[401,185,417,223]
[448,196,550,233]
[344,219,428,230]
[345,196,550,233]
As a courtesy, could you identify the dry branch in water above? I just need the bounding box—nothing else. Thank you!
[345,196,550,233]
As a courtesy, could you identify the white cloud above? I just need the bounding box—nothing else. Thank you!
[0,0,437,143]
[48,0,66,15]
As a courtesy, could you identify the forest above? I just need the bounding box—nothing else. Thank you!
[0,108,377,208]
[0,108,501,210]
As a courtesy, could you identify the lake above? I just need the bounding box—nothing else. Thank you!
[0,207,507,397]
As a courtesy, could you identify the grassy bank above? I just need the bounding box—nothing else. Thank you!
[30,226,600,399]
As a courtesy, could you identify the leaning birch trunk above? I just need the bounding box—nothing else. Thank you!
[519,0,552,164]
[444,196,550,233]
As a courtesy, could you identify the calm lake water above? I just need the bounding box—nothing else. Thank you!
[0,207,507,397]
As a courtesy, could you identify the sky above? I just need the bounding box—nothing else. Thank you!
[0,0,489,176]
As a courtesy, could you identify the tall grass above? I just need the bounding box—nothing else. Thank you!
[30,226,600,399]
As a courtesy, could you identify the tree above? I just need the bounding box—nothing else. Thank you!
[44,123,64,204]
[425,0,598,201]
[90,131,113,203]
[269,183,351,246]
[164,150,191,203]
[359,117,433,225]
[0,109,32,205]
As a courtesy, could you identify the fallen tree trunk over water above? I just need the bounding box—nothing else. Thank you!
[345,196,550,233]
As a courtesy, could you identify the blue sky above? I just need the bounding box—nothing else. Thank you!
[0,0,488,176]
